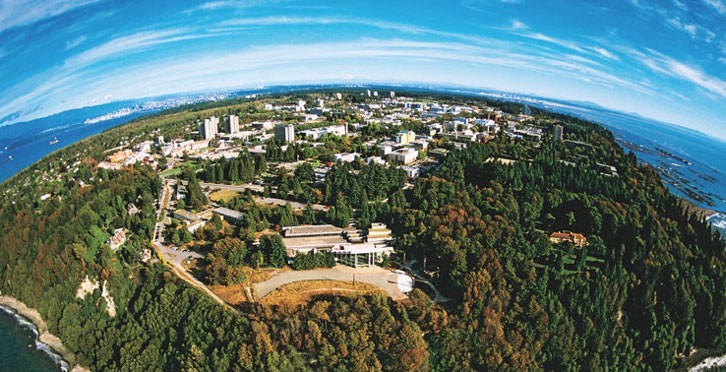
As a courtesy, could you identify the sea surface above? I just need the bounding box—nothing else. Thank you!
[0,307,64,371]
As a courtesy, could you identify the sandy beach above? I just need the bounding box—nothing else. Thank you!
[0,294,88,372]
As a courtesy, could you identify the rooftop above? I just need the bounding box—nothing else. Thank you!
[214,207,245,221]
[283,224,345,237]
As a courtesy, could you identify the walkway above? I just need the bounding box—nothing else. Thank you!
[402,260,452,303]
[254,265,409,301]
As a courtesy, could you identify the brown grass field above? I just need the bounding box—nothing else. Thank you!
[259,280,382,309]
[208,189,239,203]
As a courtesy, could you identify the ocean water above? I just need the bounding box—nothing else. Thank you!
[0,307,63,371]
[0,101,154,184]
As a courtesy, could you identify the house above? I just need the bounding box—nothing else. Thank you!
[106,228,127,251]
[549,231,588,248]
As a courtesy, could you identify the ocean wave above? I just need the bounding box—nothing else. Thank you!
[35,340,70,371]
[39,125,73,134]
[0,305,70,371]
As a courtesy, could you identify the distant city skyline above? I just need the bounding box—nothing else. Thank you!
[0,0,724,139]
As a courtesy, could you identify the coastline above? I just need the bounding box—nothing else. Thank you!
[0,295,88,372]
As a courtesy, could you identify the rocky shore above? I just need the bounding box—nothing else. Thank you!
[0,294,88,372]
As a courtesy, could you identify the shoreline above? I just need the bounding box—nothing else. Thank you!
[0,295,88,372]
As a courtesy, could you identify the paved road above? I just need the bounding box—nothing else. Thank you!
[402,259,452,303]
[253,265,409,301]
[153,180,234,310]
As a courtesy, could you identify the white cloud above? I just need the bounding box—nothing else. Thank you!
[591,47,620,61]
[627,48,726,97]
[0,0,100,34]
[509,19,527,30]
[185,0,287,14]
[65,28,205,67]
[65,35,87,49]
[702,0,726,14]
[667,17,698,38]
[0,37,670,127]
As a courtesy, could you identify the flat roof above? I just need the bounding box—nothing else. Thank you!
[173,209,199,221]
[283,235,348,249]
[215,207,244,220]
[283,224,343,237]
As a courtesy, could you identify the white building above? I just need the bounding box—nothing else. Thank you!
[366,156,386,166]
[226,115,240,134]
[399,165,420,179]
[300,125,347,140]
[334,152,361,163]
[387,147,418,165]
[201,116,219,140]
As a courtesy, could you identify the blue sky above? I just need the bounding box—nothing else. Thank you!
[0,0,724,139]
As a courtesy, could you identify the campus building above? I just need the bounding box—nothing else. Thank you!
[281,223,394,268]
[226,115,240,134]
[274,124,295,143]
[201,117,219,140]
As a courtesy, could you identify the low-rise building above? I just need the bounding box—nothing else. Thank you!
[106,228,127,251]
[399,165,420,179]
[334,152,360,163]
[549,231,588,248]
[174,209,200,224]
[387,147,418,165]
[214,207,245,225]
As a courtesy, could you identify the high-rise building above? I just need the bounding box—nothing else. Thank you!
[274,124,295,143]
[390,91,395,98]
[201,116,219,139]
[225,115,240,134]
[395,130,416,145]
[554,125,564,141]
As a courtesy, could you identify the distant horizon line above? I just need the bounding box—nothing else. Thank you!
[4,81,725,144]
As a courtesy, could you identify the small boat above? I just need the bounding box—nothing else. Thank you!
[49,137,59,145]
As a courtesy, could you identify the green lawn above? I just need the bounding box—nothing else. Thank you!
[160,160,199,177]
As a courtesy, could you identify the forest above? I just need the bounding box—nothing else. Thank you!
[0,92,723,371]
